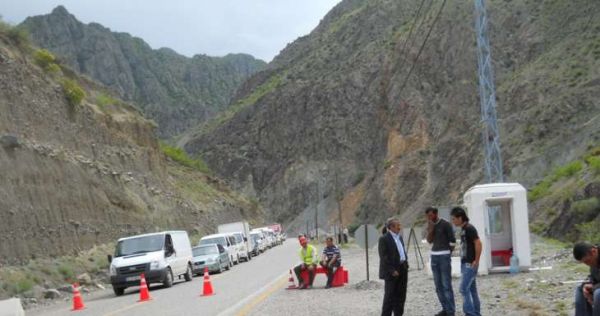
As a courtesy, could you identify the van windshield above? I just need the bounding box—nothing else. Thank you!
[200,237,226,247]
[115,235,164,257]
[234,234,243,243]
[193,246,218,256]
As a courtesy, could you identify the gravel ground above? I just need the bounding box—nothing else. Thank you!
[248,236,584,316]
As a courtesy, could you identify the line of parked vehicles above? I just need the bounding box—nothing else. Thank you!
[106,222,285,296]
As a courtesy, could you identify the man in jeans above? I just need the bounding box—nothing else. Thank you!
[320,236,341,288]
[573,242,600,316]
[426,207,456,316]
[450,207,482,316]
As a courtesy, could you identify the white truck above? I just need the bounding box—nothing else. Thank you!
[217,221,253,262]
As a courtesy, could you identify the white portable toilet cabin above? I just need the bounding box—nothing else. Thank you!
[463,183,531,275]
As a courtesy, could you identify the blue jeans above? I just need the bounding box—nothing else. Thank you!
[431,254,455,314]
[575,284,600,316]
[460,263,481,316]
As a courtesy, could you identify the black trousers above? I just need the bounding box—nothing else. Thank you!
[382,263,408,316]
[294,263,316,286]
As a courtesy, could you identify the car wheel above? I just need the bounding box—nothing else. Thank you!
[163,268,174,288]
[113,286,125,296]
[236,254,240,264]
[184,264,193,282]
[248,252,252,260]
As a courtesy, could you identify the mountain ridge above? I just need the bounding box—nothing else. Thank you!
[21,5,266,138]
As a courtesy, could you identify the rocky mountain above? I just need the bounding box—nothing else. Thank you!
[184,0,600,235]
[0,28,262,264]
[20,6,266,138]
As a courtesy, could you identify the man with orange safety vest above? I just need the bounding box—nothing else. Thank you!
[293,236,318,289]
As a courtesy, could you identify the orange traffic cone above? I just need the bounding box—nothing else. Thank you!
[286,269,297,290]
[138,273,151,302]
[201,267,214,296]
[71,283,85,311]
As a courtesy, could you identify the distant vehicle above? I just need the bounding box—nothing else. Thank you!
[231,232,252,262]
[199,233,240,265]
[249,231,266,254]
[108,231,193,296]
[218,221,253,262]
[268,223,282,235]
[191,244,230,274]
[256,227,277,247]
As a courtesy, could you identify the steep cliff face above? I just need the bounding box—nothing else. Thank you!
[21,6,266,138]
[0,32,261,264]
[185,0,600,233]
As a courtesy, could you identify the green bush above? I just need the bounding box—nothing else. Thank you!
[61,79,86,107]
[586,156,600,175]
[6,26,30,48]
[554,160,583,178]
[57,264,75,281]
[33,49,56,67]
[160,143,211,174]
[95,93,118,108]
[572,197,600,216]
[576,220,600,243]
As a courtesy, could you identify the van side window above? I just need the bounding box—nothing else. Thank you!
[165,235,174,256]
[217,244,225,253]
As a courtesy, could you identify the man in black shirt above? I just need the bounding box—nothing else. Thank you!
[450,207,482,316]
[426,207,456,316]
[573,242,600,316]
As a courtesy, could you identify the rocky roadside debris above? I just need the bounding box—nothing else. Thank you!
[19,273,109,310]
[249,236,581,316]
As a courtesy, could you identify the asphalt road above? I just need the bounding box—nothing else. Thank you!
[29,240,297,316]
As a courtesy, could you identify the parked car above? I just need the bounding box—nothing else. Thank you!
[251,229,269,251]
[108,231,193,296]
[249,232,265,255]
[231,232,252,262]
[191,244,230,274]
[199,233,240,265]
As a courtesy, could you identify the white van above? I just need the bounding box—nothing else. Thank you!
[231,232,252,262]
[199,233,240,265]
[108,231,193,296]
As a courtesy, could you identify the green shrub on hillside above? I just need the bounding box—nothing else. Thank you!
[61,79,86,107]
[586,156,600,174]
[33,49,61,73]
[529,160,584,201]
[33,49,55,67]
[95,92,118,109]
[6,26,30,48]
[576,221,600,243]
[572,197,600,216]
[160,143,211,174]
[554,160,583,178]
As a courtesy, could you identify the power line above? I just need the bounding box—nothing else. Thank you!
[394,0,432,74]
[397,0,448,95]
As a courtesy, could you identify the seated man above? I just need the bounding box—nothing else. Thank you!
[573,242,600,316]
[294,236,318,289]
[320,236,341,288]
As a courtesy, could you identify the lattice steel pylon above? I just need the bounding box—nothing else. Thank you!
[474,0,504,183]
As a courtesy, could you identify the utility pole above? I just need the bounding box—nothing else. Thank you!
[314,182,319,241]
[474,0,504,183]
[335,171,343,244]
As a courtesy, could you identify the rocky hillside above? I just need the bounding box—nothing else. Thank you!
[0,26,262,264]
[184,0,600,235]
[20,6,266,138]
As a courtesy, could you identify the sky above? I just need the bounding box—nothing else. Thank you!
[0,0,342,62]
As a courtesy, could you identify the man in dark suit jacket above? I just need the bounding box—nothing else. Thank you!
[379,217,409,316]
